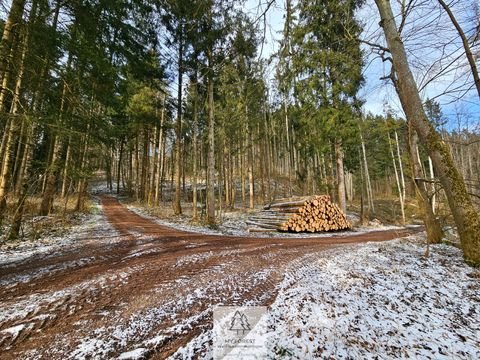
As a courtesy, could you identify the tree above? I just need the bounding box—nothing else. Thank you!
[374,0,480,265]
[290,0,364,212]
[408,126,443,248]
[276,0,296,195]
[216,14,262,209]
[160,0,194,215]
[437,0,480,99]
[194,0,237,224]
[0,0,27,215]
[0,0,161,238]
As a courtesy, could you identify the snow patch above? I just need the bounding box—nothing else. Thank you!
[117,347,148,359]
[125,201,413,239]
[174,235,479,359]
[0,197,120,267]
[264,236,480,359]
[1,324,25,338]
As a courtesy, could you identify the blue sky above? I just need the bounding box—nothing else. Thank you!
[246,0,480,131]
[2,0,477,130]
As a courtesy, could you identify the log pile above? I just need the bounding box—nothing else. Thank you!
[247,195,351,233]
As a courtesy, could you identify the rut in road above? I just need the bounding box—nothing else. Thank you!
[0,196,422,359]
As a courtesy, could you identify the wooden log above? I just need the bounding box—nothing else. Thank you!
[252,194,351,233]
[248,228,277,233]
[249,216,291,222]
[263,198,309,210]
[245,221,279,229]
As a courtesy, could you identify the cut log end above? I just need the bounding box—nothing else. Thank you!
[248,195,352,233]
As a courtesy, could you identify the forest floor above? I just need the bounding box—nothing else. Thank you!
[0,193,478,359]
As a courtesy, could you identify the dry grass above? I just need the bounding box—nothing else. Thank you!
[1,195,93,244]
[347,197,452,226]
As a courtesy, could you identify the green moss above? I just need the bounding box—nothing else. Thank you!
[421,120,480,265]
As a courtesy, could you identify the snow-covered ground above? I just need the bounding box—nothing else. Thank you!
[3,183,478,359]
[0,197,118,267]
[124,201,407,239]
[174,236,480,359]
[90,180,410,239]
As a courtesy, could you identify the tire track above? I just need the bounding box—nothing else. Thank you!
[0,196,423,359]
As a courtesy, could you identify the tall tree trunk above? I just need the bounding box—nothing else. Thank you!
[223,137,229,207]
[0,21,28,215]
[375,0,480,264]
[360,129,374,212]
[75,124,90,212]
[149,123,159,206]
[258,123,266,202]
[428,156,436,212]
[241,142,246,203]
[0,0,26,84]
[408,128,443,246]
[127,147,133,194]
[284,97,293,196]
[14,123,28,195]
[389,130,406,224]
[335,139,346,213]
[192,82,199,220]
[39,135,61,215]
[134,134,140,200]
[206,55,215,224]
[246,105,254,209]
[140,126,149,201]
[11,119,27,196]
[173,29,183,215]
[61,134,72,198]
[0,121,12,168]
[0,123,16,215]
[229,150,235,208]
[154,94,165,205]
[117,139,124,194]
[160,125,167,204]
[108,149,113,192]
[39,78,68,216]
[328,147,335,201]
[359,148,369,225]
[264,101,272,202]
[8,122,36,240]
[395,130,406,214]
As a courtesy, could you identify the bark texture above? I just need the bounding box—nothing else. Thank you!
[335,139,346,213]
[375,0,480,264]
[408,129,443,245]
[206,62,215,225]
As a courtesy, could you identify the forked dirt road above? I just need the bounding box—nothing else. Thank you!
[0,196,422,359]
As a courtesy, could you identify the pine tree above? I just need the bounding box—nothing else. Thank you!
[290,0,364,211]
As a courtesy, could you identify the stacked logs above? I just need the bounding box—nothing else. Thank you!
[247,195,351,233]
[279,195,351,232]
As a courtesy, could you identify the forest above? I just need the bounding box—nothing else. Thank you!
[1,1,480,359]
[0,0,479,264]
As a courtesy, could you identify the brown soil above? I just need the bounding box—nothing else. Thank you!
[0,196,423,359]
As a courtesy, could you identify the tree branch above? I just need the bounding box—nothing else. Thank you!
[438,0,480,99]
[360,39,390,53]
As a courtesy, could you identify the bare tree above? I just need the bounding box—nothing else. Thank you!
[437,0,480,99]
[374,0,480,264]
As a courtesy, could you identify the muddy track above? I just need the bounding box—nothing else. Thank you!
[0,196,422,359]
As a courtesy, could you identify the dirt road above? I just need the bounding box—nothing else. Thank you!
[0,196,422,359]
